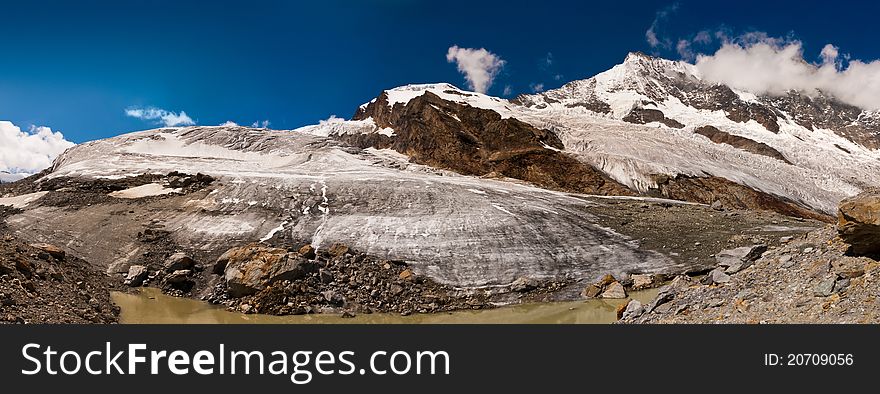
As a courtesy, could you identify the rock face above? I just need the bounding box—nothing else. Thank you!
[351,91,632,196]
[694,126,790,164]
[221,243,319,297]
[838,190,880,255]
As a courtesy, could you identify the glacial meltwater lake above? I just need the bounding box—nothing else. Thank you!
[112,287,660,324]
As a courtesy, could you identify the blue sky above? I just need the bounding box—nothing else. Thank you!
[2,0,879,143]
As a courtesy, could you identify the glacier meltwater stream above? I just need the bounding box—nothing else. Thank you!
[111,288,660,324]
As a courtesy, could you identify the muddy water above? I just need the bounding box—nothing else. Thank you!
[112,287,660,324]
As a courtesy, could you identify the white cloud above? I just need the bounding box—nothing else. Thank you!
[125,106,195,127]
[695,35,880,111]
[319,115,345,125]
[219,121,239,126]
[446,45,506,94]
[693,30,713,45]
[676,39,694,61]
[502,85,513,96]
[251,120,270,128]
[820,44,839,65]
[645,3,679,49]
[529,83,545,93]
[0,121,75,177]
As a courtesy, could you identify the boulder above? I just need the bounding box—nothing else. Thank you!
[298,244,316,259]
[715,245,767,269]
[595,274,617,288]
[327,243,350,257]
[222,243,319,297]
[581,284,602,298]
[620,299,644,320]
[30,243,65,260]
[709,268,731,284]
[164,269,192,284]
[631,274,655,290]
[838,190,880,255]
[600,281,627,299]
[106,260,132,275]
[124,265,149,287]
[164,252,194,271]
[813,275,838,297]
[212,248,235,275]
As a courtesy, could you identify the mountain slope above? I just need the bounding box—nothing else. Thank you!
[313,54,880,217]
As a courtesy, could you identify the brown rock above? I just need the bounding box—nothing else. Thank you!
[595,274,617,288]
[581,285,602,298]
[163,252,194,271]
[838,190,880,255]
[298,244,316,259]
[631,274,655,290]
[600,281,627,299]
[327,243,350,257]
[831,258,866,279]
[30,243,65,260]
[222,243,319,297]
[399,268,414,281]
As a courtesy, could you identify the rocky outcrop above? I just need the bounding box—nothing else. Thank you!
[621,227,880,324]
[351,91,632,196]
[694,126,791,164]
[649,174,832,222]
[622,108,684,129]
[220,243,319,297]
[208,242,569,316]
[837,190,880,255]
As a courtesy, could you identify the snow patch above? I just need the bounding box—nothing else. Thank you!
[109,184,179,199]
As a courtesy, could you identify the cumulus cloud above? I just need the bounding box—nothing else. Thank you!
[695,36,880,111]
[0,121,75,177]
[219,121,239,127]
[251,120,270,128]
[502,85,513,96]
[446,45,506,94]
[529,83,545,93]
[125,106,195,127]
[820,44,839,66]
[645,3,679,49]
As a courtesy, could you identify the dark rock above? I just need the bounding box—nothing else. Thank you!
[298,244,316,259]
[838,190,880,255]
[30,243,65,260]
[164,269,192,284]
[813,275,838,297]
[164,252,194,272]
[319,268,334,284]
